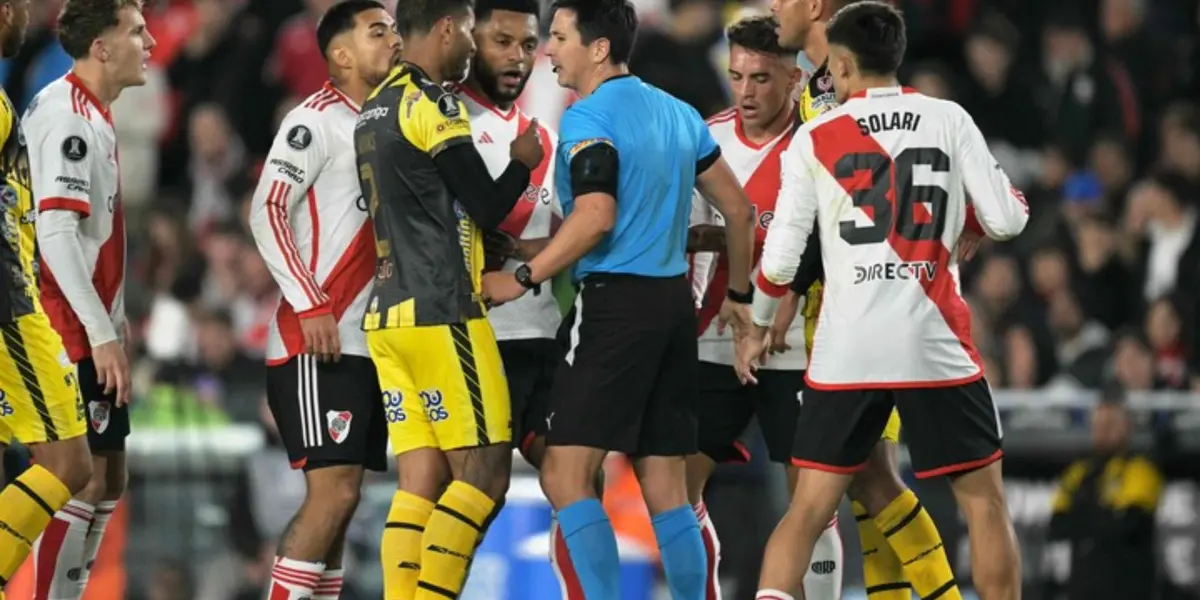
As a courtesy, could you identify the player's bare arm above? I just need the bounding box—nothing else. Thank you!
[686,224,725,252]
[696,156,755,336]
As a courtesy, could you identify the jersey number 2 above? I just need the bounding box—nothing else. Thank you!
[835,147,949,246]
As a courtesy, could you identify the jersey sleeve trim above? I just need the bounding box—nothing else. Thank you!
[39,197,91,216]
[428,135,472,158]
[263,180,328,307]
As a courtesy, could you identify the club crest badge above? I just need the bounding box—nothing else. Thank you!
[326,410,352,444]
[88,401,110,434]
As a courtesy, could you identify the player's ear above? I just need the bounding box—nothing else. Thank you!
[330,42,353,71]
[91,37,109,62]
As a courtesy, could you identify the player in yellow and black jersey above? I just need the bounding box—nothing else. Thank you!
[0,2,91,597]
[769,1,966,599]
[353,1,544,598]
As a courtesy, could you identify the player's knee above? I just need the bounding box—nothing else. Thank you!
[35,442,93,495]
[847,470,904,516]
[396,448,450,500]
[455,444,511,502]
[307,470,363,519]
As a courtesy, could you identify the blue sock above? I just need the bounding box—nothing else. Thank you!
[557,499,621,600]
[653,504,708,600]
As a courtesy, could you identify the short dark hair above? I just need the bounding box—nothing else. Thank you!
[316,0,385,58]
[825,0,906,76]
[550,0,638,65]
[475,0,540,24]
[58,0,143,59]
[726,16,793,57]
[395,0,473,37]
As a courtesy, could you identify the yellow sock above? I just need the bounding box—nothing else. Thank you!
[873,490,962,600]
[382,490,436,600]
[853,502,910,599]
[416,481,495,599]
[0,465,71,584]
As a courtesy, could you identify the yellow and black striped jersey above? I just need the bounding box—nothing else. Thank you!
[0,89,40,322]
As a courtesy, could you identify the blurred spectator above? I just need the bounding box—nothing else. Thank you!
[187,104,246,233]
[1158,102,1200,182]
[1071,214,1137,331]
[155,308,263,424]
[1086,133,1135,213]
[1045,290,1111,389]
[1037,8,1138,162]
[113,67,171,208]
[1045,393,1163,600]
[1108,329,1163,390]
[630,0,729,117]
[1125,171,1199,303]
[1099,0,1173,122]
[136,559,196,600]
[907,60,956,100]
[1144,297,1190,389]
[267,0,337,104]
[961,12,1043,149]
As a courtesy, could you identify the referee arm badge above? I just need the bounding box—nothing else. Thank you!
[567,138,614,160]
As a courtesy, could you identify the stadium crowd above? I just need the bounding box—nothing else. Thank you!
[2,0,1199,598]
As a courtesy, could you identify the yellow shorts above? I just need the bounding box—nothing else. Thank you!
[0,313,85,446]
[369,318,511,454]
[881,408,901,443]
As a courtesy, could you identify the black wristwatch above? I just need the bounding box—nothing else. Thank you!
[514,264,539,290]
[727,286,753,304]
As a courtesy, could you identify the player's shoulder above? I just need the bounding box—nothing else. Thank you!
[705,107,738,137]
[22,77,95,132]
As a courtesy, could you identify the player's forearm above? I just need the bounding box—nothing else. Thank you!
[435,144,530,230]
[247,196,328,314]
[514,237,552,262]
[526,194,614,284]
[36,210,118,346]
[696,159,753,291]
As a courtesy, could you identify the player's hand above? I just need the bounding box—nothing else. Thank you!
[768,291,801,355]
[957,230,983,262]
[300,312,341,363]
[716,297,751,339]
[92,340,132,407]
[735,326,770,385]
[482,271,526,307]
[484,229,520,260]
[510,118,545,170]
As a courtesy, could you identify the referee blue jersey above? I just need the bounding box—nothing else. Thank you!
[554,75,719,280]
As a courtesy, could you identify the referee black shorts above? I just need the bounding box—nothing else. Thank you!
[546,274,698,457]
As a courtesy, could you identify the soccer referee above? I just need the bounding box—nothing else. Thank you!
[481,1,756,598]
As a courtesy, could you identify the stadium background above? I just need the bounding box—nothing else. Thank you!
[1,0,1200,598]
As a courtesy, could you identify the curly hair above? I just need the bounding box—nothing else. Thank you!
[58,0,143,59]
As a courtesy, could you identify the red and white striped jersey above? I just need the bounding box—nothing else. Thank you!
[692,108,806,370]
[754,87,1030,389]
[249,82,375,365]
[24,73,126,362]
[458,87,562,341]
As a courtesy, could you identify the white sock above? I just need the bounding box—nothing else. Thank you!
[693,502,722,600]
[802,518,844,600]
[313,567,343,599]
[756,590,795,600]
[78,500,117,589]
[33,499,94,600]
[269,557,324,599]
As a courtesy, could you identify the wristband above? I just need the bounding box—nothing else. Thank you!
[726,287,753,304]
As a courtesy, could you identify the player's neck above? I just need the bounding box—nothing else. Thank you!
[578,63,629,98]
[402,48,447,85]
[71,62,120,107]
[803,24,829,68]
[848,75,901,98]
[462,78,513,112]
[331,77,368,109]
[741,101,795,145]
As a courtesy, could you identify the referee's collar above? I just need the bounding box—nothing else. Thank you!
[597,73,636,90]
[847,86,917,100]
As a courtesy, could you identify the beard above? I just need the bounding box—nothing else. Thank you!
[1,31,24,58]
[471,57,530,106]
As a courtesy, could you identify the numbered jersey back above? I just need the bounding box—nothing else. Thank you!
[792,87,982,387]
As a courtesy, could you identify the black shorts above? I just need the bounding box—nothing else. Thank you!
[791,377,1002,478]
[697,361,803,464]
[547,274,698,457]
[498,338,560,455]
[78,358,130,452]
[266,354,388,472]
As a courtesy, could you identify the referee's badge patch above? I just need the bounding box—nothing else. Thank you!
[568,138,612,159]
[327,410,352,444]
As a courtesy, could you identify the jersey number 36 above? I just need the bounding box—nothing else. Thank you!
[836,147,949,246]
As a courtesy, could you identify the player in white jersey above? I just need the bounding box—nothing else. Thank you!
[246,3,400,599]
[456,2,589,597]
[739,4,1026,600]
[685,16,841,600]
[23,2,154,598]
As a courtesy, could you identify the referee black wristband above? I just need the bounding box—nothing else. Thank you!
[727,287,753,304]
